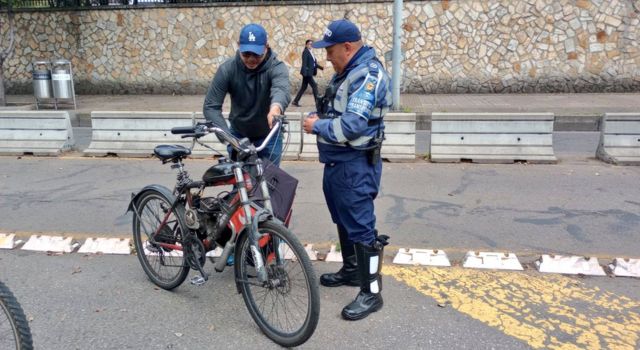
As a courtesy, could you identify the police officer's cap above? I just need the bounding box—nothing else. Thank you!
[312,19,361,49]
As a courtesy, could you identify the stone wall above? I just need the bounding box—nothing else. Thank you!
[2,0,640,94]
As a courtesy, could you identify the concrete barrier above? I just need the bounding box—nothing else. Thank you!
[430,112,556,163]
[0,111,74,156]
[85,111,302,160]
[382,113,416,161]
[300,112,417,161]
[596,113,640,165]
[84,111,195,157]
[282,112,302,161]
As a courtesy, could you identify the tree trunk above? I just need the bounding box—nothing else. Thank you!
[0,62,5,107]
[0,10,16,107]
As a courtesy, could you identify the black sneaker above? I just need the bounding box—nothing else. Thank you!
[291,102,301,107]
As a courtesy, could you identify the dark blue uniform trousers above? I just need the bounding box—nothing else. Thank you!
[322,155,382,246]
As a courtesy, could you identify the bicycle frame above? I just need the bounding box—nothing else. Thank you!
[129,117,286,283]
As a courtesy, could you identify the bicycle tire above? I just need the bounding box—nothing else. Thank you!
[235,221,320,347]
[132,189,190,290]
[0,281,33,350]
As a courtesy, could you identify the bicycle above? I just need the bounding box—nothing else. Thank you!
[0,280,33,350]
[128,115,320,347]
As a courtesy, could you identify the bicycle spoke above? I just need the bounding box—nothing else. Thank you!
[278,291,293,332]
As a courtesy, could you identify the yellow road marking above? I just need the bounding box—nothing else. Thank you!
[383,265,640,349]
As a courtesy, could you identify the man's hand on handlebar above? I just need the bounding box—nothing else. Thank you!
[267,104,282,129]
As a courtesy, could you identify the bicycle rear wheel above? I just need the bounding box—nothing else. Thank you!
[0,281,33,350]
[235,221,320,347]
[132,189,189,290]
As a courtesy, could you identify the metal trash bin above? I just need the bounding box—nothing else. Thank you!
[52,61,73,99]
[33,60,53,100]
[50,59,77,109]
[33,70,53,99]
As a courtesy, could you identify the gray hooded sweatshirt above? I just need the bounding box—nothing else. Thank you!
[203,49,291,140]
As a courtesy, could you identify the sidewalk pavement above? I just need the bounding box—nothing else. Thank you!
[7,92,640,130]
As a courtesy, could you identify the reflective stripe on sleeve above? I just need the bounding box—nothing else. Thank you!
[332,117,348,143]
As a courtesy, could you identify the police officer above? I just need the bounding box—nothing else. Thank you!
[303,19,391,321]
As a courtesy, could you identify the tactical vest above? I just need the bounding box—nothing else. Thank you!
[316,58,390,150]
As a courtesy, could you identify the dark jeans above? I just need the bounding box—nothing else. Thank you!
[293,76,319,104]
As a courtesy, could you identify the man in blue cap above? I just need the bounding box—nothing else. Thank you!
[303,19,392,321]
[204,23,291,166]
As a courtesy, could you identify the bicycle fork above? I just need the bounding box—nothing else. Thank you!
[235,165,270,283]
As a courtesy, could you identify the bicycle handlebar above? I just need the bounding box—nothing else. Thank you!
[171,126,197,134]
[170,115,287,156]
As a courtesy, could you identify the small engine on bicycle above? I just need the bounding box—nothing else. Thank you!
[194,193,234,248]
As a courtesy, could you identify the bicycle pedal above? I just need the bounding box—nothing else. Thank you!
[190,275,207,286]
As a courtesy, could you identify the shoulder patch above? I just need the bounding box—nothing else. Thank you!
[346,74,378,119]
[365,81,375,92]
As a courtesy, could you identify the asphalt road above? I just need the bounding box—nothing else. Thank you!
[1,131,639,349]
[1,250,638,349]
[1,132,638,260]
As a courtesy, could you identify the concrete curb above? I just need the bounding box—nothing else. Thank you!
[2,233,638,278]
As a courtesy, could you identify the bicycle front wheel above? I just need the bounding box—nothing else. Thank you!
[235,221,320,347]
[0,281,33,350]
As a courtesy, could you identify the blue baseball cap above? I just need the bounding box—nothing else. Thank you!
[239,23,267,55]
[312,19,361,49]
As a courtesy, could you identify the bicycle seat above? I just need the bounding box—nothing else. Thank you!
[154,145,191,160]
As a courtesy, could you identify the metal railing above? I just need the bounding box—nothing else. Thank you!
[2,0,383,9]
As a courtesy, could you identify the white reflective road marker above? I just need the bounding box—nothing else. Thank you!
[22,235,75,253]
[304,244,317,261]
[277,242,296,260]
[0,233,16,249]
[325,244,343,262]
[609,258,640,278]
[393,248,451,267]
[535,255,606,276]
[78,238,131,255]
[463,251,524,271]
